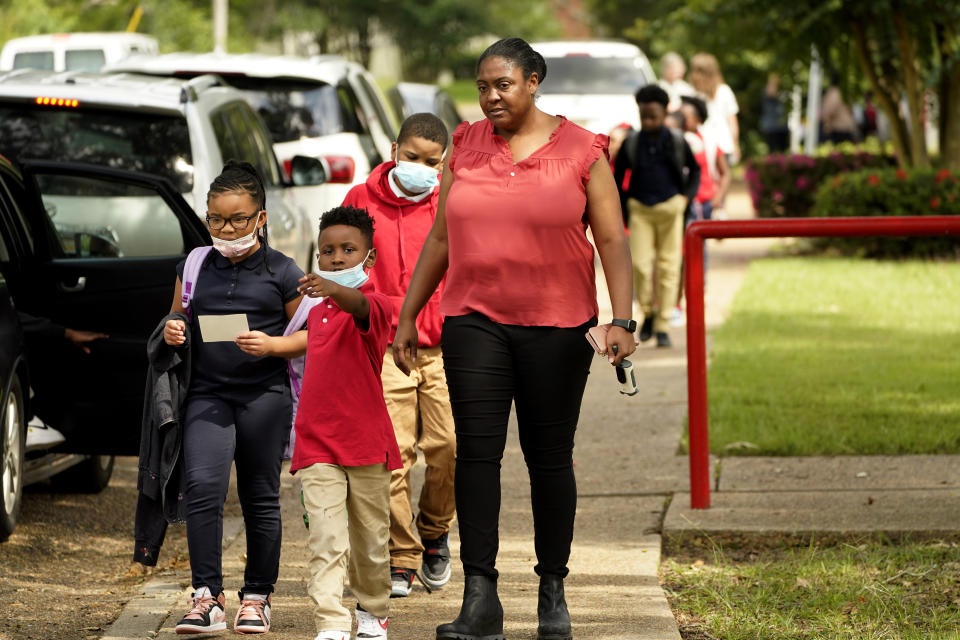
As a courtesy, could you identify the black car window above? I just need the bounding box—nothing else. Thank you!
[337,83,381,167]
[356,74,398,140]
[211,102,280,187]
[0,172,35,257]
[235,104,282,187]
[539,56,652,95]
[0,102,195,192]
[32,173,184,258]
[219,76,357,142]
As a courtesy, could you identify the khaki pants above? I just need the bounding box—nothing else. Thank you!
[628,194,686,333]
[381,345,456,570]
[299,463,391,632]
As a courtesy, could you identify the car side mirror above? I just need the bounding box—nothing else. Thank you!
[290,155,327,187]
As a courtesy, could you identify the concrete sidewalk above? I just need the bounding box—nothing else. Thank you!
[102,184,960,640]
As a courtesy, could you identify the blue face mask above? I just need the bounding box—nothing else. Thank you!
[315,250,370,289]
[393,153,440,194]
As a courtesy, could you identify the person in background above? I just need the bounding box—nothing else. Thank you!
[821,77,859,144]
[680,95,730,225]
[393,36,635,640]
[658,52,695,115]
[16,311,107,450]
[614,84,699,348]
[759,72,790,153]
[341,113,457,599]
[689,52,741,165]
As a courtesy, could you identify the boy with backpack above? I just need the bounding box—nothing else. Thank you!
[614,84,700,348]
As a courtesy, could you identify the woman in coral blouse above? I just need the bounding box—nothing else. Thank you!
[393,37,635,640]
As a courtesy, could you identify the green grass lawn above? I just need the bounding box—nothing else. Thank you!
[662,540,960,640]
[704,257,960,456]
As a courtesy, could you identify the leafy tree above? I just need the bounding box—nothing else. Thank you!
[587,0,960,169]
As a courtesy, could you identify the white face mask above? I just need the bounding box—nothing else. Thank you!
[211,215,261,258]
[394,151,440,194]
[315,250,371,289]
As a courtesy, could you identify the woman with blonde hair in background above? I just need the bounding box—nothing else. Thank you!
[689,52,740,166]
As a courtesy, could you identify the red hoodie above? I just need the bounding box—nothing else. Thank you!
[342,162,443,347]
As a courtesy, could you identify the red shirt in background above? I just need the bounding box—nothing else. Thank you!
[685,130,717,204]
[442,117,607,328]
[342,162,443,347]
[290,281,401,473]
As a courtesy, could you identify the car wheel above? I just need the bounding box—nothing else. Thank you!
[0,378,25,542]
[52,454,114,493]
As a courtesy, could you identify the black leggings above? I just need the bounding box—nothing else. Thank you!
[441,313,595,579]
[183,386,290,597]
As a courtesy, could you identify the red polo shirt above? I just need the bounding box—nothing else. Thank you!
[290,281,401,472]
[343,162,444,347]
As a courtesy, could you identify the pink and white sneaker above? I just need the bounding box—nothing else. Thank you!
[175,587,227,634]
[234,594,271,634]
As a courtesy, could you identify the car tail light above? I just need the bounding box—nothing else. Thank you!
[323,156,355,184]
[35,97,79,108]
[282,158,293,182]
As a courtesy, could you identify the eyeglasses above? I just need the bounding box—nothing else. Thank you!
[205,212,260,231]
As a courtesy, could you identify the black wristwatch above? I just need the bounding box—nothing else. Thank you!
[611,318,637,333]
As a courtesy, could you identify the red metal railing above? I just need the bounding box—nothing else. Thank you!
[684,216,960,509]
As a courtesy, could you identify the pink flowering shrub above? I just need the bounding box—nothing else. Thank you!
[746,151,894,218]
[810,167,960,257]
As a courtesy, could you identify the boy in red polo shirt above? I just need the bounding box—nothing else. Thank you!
[288,206,401,640]
[342,113,456,597]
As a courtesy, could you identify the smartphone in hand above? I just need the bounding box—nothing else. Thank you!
[585,324,609,355]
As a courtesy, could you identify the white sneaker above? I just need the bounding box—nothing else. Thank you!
[313,631,349,640]
[355,604,388,639]
[669,306,685,327]
[25,418,65,452]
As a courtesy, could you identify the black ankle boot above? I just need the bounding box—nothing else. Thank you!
[436,575,505,640]
[537,574,571,640]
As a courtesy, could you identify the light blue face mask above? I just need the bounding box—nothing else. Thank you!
[394,154,440,194]
[315,250,371,289]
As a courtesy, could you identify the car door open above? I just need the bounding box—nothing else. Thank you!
[13,162,208,455]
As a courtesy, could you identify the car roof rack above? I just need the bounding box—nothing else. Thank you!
[179,73,223,104]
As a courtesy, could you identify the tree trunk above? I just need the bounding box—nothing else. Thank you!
[892,6,930,167]
[851,20,913,167]
[940,62,960,170]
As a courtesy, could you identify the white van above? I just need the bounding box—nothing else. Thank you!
[530,40,656,135]
[0,33,158,73]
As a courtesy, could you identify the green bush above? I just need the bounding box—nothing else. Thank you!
[745,152,894,218]
[810,167,960,258]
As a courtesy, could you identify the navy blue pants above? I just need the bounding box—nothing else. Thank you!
[183,386,290,597]
[440,313,594,579]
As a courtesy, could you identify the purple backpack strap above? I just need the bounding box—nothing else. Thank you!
[282,295,325,460]
[181,246,213,319]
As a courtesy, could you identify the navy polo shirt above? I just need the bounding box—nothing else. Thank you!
[624,127,681,206]
[176,246,303,393]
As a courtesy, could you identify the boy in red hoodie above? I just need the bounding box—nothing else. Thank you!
[342,113,455,598]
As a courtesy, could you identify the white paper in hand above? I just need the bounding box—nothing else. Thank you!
[198,314,249,342]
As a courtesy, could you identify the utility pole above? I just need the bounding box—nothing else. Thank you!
[213,0,228,54]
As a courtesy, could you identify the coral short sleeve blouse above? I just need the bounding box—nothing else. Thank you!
[442,117,608,328]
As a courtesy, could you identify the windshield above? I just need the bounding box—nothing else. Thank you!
[0,103,193,192]
[540,56,652,95]
[221,77,357,143]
